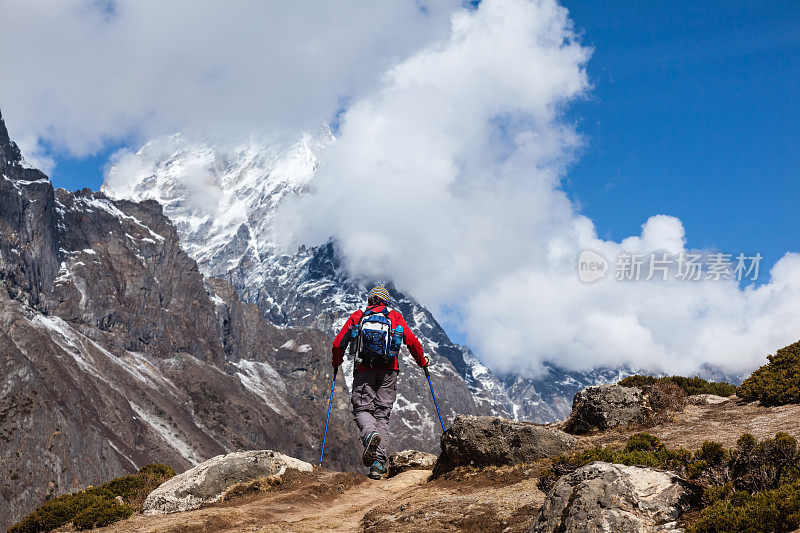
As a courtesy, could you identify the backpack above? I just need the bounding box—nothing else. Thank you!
[354,307,401,367]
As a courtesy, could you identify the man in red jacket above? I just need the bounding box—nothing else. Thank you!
[332,285,428,479]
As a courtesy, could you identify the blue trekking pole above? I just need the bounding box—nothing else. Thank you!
[319,366,338,466]
[424,366,446,433]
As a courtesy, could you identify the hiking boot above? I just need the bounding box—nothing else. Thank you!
[368,460,387,480]
[362,431,381,467]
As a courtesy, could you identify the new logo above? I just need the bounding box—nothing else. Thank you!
[578,250,608,283]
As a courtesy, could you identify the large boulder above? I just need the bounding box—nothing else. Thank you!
[388,449,437,477]
[143,450,313,515]
[432,415,575,477]
[532,462,697,533]
[564,385,652,434]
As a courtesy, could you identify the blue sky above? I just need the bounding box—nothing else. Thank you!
[560,0,799,279]
[45,142,120,192]
[46,0,799,280]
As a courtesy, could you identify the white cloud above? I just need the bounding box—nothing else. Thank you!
[277,0,800,379]
[0,0,461,156]
[15,134,56,174]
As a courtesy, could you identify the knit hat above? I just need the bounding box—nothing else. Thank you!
[368,285,391,304]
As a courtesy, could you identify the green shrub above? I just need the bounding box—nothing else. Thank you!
[667,376,738,397]
[73,499,133,530]
[737,432,757,451]
[688,441,731,484]
[689,481,800,533]
[138,463,176,479]
[625,432,664,452]
[687,460,709,480]
[730,432,799,492]
[618,375,659,388]
[619,375,737,397]
[9,463,175,533]
[696,441,729,467]
[8,493,99,533]
[700,483,734,506]
[739,340,800,406]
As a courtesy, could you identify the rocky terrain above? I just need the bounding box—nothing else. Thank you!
[47,392,799,533]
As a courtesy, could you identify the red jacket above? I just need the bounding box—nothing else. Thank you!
[332,304,426,372]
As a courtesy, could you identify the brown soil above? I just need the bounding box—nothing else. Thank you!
[96,396,800,533]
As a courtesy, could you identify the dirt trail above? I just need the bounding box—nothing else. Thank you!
[99,463,546,533]
[260,469,430,532]
[98,469,420,533]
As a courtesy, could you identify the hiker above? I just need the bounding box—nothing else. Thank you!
[331,285,428,479]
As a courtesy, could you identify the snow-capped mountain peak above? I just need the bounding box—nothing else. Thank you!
[103,126,334,279]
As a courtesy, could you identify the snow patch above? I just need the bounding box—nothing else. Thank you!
[129,402,202,465]
[108,439,138,470]
[232,359,294,417]
[280,339,312,353]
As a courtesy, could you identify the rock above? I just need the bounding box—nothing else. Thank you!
[564,385,652,434]
[687,394,731,405]
[432,415,575,477]
[531,462,697,533]
[388,450,437,477]
[143,450,312,515]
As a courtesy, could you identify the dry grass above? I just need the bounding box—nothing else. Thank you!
[219,475,283,504]
[649,380,688,415]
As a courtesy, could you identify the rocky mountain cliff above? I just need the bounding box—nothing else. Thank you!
[101,132,632,425]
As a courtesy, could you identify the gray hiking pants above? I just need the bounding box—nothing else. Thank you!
[351,369,398,464]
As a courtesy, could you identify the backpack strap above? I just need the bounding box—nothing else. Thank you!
[362,306,391,318]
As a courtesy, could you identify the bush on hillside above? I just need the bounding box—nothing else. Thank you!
[738,340,800,406]
[688,481,800,533]
[730,432,799,492]
[73,498,134,530]
[619,375,737,397]
[648,380,688,414]
[9,464,175,533]
[696,441,728,466]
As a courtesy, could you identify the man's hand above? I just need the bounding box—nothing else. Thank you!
[420,356,429,368]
